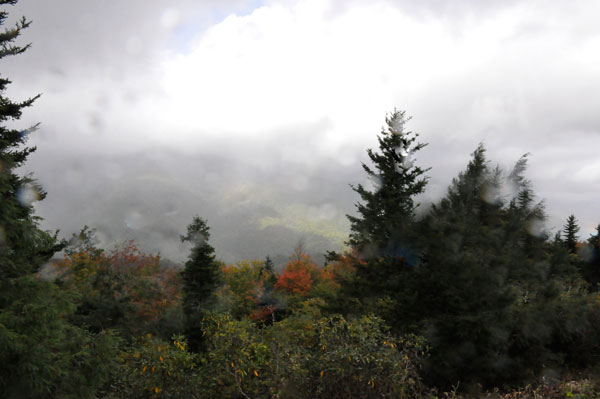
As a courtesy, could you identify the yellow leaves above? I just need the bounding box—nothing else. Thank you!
[231,361,235,368]
[173,340,185,351]
[142,366,147,372]
[320,370,324,377]
[159,356,163,362]
[153,386,160,393]
[254,370,259,377]
[157,345,162,352]
[133,352,141,358]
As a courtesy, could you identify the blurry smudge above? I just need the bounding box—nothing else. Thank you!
[0,224,6,244]
[481,184,502,205]
[578,244,593,262]
[38,261,59,281]
[17,184,41,207]
[389,117,405,134]
[124,210,145,230]
[526,217,546,237]
[160,8,181,30]
[369,174,383,192]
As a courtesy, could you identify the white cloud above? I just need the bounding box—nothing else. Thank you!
[9,0,600,257]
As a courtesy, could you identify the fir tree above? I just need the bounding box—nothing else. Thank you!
[347,109,429,258]
[261,255,277,287]
[563,214,581,254]
[0,4,58,279]
[338,111,428,328]
[180,216,221,352]
[414,146,591,388]
[415,145,515,387]
[0,3,119,396]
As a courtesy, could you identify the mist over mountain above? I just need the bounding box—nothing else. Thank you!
[6,0,599,265]
[30,131,362,266]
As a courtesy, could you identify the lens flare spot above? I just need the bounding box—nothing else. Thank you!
[17,184,41,206]
[160,8,180,30]
[526,218,546,238]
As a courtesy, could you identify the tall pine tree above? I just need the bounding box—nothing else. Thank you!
[414,146,592,389]
[338,110,429,328]
[0,3,58,279]
[0,3,119,396]
[563,214,581,254]
[347,109,429,258]
[180,216,221,352]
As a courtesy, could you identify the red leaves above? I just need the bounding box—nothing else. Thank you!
[58,241,182,326]
[274,245,319,297]
[275,268,313,296]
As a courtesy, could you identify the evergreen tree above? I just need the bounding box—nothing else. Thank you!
[563,214,581,254]
[413,146,591,388]
[347,109,429,258]
[180,216,221,352]
[261,255,277,287]
[0,3,119,396]
[0,4,58,280]
[414,145,515,387]
[338,111,429,328]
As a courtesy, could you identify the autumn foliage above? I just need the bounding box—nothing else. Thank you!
[56,241,182,335]
[274,246,320,296]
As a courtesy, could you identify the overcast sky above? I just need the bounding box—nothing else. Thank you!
[4,0,600,263]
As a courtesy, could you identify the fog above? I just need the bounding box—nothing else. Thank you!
[5,0,599,264]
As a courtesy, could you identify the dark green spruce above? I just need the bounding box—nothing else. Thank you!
[347,109,429,258]
[337,110,429,328]
[563,214,581,254]
[181,216,221,352]
[0,3,118,397]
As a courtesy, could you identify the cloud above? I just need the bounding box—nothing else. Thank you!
[3,0,599,262]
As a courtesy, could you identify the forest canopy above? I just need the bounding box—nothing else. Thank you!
[2,2,600,398]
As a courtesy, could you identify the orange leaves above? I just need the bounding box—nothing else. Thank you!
[57,240,182,330]
[249,305,276,321]
[275,268,313,296]
[274,245,321,297]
